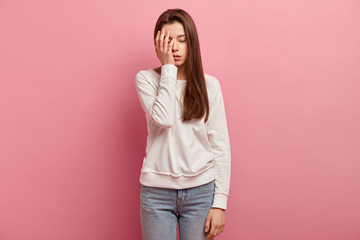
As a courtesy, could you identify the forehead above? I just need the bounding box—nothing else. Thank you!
[161,22,185,37]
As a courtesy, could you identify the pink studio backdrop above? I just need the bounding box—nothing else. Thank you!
[0,0,359,239]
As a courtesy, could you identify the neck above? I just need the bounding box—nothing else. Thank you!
[176,65,186,80]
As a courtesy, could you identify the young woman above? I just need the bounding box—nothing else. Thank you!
[135,8,231,240]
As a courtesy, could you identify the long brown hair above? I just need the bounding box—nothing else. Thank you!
[153,8,210,123]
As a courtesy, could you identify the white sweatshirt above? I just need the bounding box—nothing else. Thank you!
[135,64,231,210]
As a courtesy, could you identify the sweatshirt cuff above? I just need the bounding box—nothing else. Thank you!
[161,64,177,81]
[212,193,228,210]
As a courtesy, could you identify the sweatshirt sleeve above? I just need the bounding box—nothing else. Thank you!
[205,78,231,210]
[135,64,178,128]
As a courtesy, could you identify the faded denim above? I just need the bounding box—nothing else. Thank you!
[139,180,215,240]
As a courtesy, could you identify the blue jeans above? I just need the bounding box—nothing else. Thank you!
[139,180,215,240]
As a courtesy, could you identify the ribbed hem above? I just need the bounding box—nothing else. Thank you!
[139,167,215,190]
[212,193,228,210]
[161,64,177,81]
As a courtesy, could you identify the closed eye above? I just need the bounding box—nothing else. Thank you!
[168,40,187,43]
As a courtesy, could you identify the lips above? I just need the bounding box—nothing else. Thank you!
[173,55,181,57]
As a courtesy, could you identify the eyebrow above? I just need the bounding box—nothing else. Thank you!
[169,34,186,39]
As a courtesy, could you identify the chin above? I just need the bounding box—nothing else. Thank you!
[175,61,185,66]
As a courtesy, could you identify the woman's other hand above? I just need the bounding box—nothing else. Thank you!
[205,207,226,239]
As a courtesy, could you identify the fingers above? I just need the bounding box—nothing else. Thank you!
[155,30,160,54]
[207,224,216,239]
[156,29,173,53]
[206,225,219,239]
[155,28,176,65]
[204,216,211,233]
[164,31,170,53]
[205,214,213,239]
[159,28,164,53]
[205,220,225,239]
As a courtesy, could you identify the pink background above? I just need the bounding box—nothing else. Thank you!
[1,0,359,239]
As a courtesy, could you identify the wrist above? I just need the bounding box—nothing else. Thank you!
[211,207,225,211]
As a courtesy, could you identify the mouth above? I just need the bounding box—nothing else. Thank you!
[173,55,181,57]
[173,55,181,61]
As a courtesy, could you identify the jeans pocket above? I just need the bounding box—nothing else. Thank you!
[191,180,215,198]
